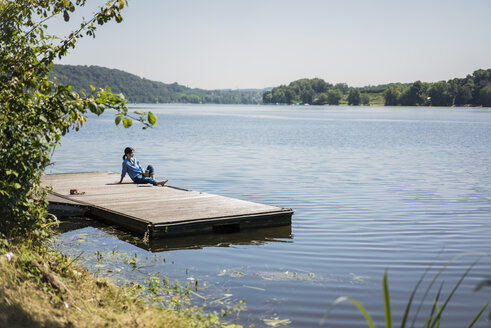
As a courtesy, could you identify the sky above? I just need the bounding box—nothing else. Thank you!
[52,0,491,90]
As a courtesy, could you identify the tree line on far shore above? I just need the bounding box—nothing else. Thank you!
[262,69,491,107]
[50,65,264,104]
[51,65,491,107]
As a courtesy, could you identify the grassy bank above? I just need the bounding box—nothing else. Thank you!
[0,243,242,328]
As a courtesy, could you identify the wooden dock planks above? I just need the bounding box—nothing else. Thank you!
[41,172,293,238]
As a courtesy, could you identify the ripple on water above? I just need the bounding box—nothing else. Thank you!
[51,106,491,328]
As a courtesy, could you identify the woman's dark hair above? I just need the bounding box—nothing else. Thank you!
[123,147,134,160]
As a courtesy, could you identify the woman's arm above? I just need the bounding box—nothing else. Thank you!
[136,159,145,174]
[120,161,127,183]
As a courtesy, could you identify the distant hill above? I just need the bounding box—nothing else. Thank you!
[49,65,264,104]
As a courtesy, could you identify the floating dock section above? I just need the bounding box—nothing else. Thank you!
[42,172,293,238]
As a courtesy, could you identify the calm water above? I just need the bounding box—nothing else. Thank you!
[49,105,491,327]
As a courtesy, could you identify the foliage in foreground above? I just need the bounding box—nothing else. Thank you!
[0,0,156,242]
[324,257,490,328]
[0,243,241,328]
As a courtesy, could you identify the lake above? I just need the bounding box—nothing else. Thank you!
[49,104,491,327]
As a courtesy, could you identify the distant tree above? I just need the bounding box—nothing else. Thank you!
[361,94,370,106]
[384,85,402,106]
[289,79,307,94]
[314,93,329,105]
[472,69,490,88]
[182,94,200,104]
[458,76,478,105]
[333,83,349,94]
[347,89,361,105]
[400,81,428,106]
[285,88,298,104]
[310,78,330,93]
[301,89,314,104]
[287,79,315,104]
[263,91,273,103]
[272,87,287,104]
[479,84,491,107]
[327,89,342,105]
[454,85,473,106]
[428,81,454,106]
[361,85,388,94]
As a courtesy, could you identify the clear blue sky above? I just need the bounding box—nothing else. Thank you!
[53,0,491,90]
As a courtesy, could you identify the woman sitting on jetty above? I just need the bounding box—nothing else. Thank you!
[119,147,168,186]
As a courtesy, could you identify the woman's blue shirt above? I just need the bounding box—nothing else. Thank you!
[121,158,143,180]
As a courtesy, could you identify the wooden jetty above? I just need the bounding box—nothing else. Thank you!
[41,172,293,238]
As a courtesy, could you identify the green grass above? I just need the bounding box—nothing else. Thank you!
[324,256,490,328]
[0,242,243,328]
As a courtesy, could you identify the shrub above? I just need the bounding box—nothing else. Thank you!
[0,0,155,243]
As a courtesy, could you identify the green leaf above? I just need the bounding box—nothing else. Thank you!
[401,263,434,328]
[90,85,96,91]
[383,270,392,328]
[115,116,122,126]
[467,301,490,328]
[134,110,144,115]
[332,296,375,328]
[63,10,70,22]
[429,260,479,328]
[123,117,132,128]
[88,101,97,113]
[97,104,105,114]
[5,170,19,177]
[148,111,157,126]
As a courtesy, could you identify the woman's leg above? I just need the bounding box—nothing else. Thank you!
[146,165,155,179]
[133,174,157,185]
[135,168,167,186]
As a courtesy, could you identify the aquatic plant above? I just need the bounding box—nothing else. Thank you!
[323,258,490,327]
[123,252,139,271]
[136,273,246,327]
[263,317,292,327]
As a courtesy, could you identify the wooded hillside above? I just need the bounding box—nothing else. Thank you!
[50,65,264,104]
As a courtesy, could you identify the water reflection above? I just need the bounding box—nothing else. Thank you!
[56,217,293,252]
[146,225,292,252]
